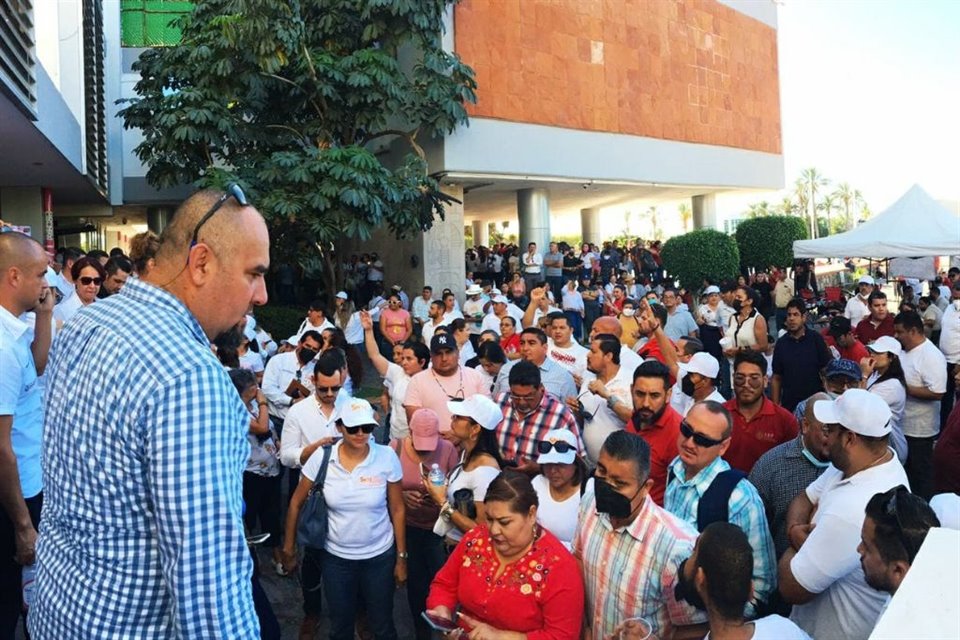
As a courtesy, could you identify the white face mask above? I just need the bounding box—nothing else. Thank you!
[622,308,636,317]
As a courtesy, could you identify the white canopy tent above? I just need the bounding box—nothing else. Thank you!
[793,184,960,258]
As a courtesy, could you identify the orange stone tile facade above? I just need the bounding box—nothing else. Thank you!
[454,0,782,154]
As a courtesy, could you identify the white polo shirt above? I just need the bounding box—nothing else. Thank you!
[843,295,870,328]
[383,362,412,440]
[578,364,634,466]
[899,339,947,438]
[302,441,402,560]
[280,392,347,468]
[789,453,909,640]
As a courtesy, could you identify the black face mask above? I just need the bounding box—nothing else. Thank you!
[674,558,706,611]
[732,299,743,312]
[297,348,319,365]
[681,375,697,397]
[595,479,639,519]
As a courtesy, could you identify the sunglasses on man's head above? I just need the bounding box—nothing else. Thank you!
[79,276,103,286]
[679,420,726,448]
[537,440,575,455]
[187,183,249,262]
[343,424,376,435]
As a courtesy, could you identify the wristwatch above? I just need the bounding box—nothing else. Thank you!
[398,551,409,560]
[440,502,455,521]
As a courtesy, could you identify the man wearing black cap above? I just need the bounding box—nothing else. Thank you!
[403,334,489,437]
[824,316,869,363]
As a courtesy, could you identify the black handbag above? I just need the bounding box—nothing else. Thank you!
[296,445,332,548]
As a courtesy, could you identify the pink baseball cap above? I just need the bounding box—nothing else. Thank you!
[409,408,440,451]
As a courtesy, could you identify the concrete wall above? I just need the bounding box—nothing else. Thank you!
[0,188,43,239]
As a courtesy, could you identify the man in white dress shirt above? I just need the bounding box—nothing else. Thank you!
[844,276,875,329]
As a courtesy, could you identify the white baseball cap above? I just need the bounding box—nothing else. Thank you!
[448,395,503,431]
[336,398,378,427]
[703,285,720,295]
[536,429,578,465]
[678,352,720,379]
[858,275,875,285]
[335,291,349,300]
[866,336,902,357]
[491,294,508,305]
[813,388,891,437]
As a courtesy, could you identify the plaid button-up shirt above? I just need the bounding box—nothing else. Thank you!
[573,484,705,639]
[495,392,581,463]
[30,278,259,639]
[665,455,778,614]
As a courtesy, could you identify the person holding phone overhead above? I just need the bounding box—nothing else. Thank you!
[282,399,406,640]
[425,471,584,639]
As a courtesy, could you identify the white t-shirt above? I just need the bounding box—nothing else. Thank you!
[706,615,811,640]
[865,375,908,462]
[546,339,588,379]
[789,454,909,640]
[292,318,335,344]
[619,345,644,377]
[939,303,960,363]
[532,474,581,551]
[302,441,402,560]
[384,362,412,440]
[530,305,560,328]
[463,298,487,335]
[899,339,947,437]
[421,319,443,345]
[238,350,264,374]
[436,462,501,542]
[844,295,870,328]
[52,293,85,326]
[340,312,364,345]
[578,365,634,466]
[280,394,346,468]
[669,382,725,417]
[458,340,477,367]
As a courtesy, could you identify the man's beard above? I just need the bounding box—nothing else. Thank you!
[213,322,244,352]
[633,404,667,429]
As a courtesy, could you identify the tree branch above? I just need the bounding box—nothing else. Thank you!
[362,128,424,160]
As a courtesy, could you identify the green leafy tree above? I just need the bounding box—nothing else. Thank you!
[678,203,692,231]
[745,201,771,218]
[818,193,836,236]
[119,0,477,293]
[799,167,829,239]
[734,215,808,270]
[661,229,739,291]
[833,182,855,231]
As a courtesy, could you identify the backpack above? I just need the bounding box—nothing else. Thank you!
[668,467,747,532]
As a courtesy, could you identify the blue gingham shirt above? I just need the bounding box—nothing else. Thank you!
[665,455,777,614]
[29,278,259,639]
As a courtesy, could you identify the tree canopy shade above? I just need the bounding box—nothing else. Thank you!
[119,0,477,290]
[660,229,740,292]
[735,215,808,269]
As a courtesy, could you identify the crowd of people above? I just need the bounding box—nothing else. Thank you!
[1,195,958,640]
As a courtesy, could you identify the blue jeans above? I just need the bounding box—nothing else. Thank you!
[564,310,583,342]
[323,547,398,640]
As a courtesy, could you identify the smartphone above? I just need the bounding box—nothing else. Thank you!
[420,612,458,633]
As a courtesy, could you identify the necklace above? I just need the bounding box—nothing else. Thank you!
[431,367,464,400]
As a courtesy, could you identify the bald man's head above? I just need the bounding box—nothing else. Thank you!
[592,316,621,338]
[144,188,270,341]
[0,231,50,315]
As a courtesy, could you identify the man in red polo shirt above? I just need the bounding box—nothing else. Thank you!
[824,316,870,362]
[853,290,895,344]
[624,360,681,505]
[723,349,798,473]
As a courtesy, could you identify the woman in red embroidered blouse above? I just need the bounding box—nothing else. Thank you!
[425,472,583,640]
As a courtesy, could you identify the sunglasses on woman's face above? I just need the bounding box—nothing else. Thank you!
[537,440,575,455]
[343,424,376,435]
[79,276,103,286]
[679,420,726,448]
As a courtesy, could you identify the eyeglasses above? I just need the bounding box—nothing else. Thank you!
[79,276,103,286]
[509,391,541,403]
[316,386,341,395]
[733,373,764,386]
[189,183,248,249]
[679,420,726,448]
[537,440,575,455]
[343,424,376,435]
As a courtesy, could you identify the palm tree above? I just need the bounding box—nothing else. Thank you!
[641,206,660,240]
[833,182,855,231]
[777,196,796,216]
[678,203,692,231]
[746,201,771,218]
[799,168,829,239]
[818,194,836,236]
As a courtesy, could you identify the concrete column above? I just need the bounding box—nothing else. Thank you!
[146,206,174,234]
[692,194,717,230]
[580,207,601,246]
[517,188,550,251]
[422,185,466,298]
[0,188,43,240]
[471,219,489,248]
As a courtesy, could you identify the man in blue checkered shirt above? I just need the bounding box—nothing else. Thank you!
[29,188,270,639]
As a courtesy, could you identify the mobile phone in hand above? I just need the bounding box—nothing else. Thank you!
[421,612,458,633]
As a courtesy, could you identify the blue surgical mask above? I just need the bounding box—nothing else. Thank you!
[801,445,830,468]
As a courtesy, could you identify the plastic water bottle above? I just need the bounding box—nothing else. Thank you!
[21,563,36,611]
[428,463,445,487]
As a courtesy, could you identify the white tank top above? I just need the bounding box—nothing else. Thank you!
[729,310,760,350]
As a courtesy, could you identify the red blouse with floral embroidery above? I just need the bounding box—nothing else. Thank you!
[426,525,583,640]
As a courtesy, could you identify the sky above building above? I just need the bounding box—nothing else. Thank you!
[778,0,959,211]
